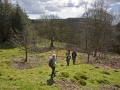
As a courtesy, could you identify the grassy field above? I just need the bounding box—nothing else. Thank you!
[0,44,120,90]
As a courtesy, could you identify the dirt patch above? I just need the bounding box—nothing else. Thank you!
[78,53,120,69]
[11,56,45,70]
[55,79,80,90]
[93,59,120,69]
[99,85,120,90]
[91,56,120,69]
[55,79,119,90]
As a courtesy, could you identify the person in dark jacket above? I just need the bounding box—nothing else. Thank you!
[66,50,71,66]
[72,51,77,65]
[49,54,56,78]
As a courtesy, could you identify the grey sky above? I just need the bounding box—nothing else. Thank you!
[11,0,120,19]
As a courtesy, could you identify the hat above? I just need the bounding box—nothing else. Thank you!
[52,54,56,58]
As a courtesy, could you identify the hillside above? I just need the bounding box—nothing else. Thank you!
[0,45,120,90]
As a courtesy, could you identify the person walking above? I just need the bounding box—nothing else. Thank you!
[49,54,56,78]
[72,51,77,65]
[66,50,71,66]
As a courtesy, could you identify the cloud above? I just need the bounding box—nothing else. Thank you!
[109,3,120,13]
[110,0,120,4]
[12,0,65,14]
[45,3,62,12]
[39,0,52,2]
[67,2,74,7]
[64,0,84,8]
[11,0,120,19]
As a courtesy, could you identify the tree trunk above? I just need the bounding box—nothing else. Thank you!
[50,36,54,47]
[87,53,90,63]
[24,46,27,62]
[93,49,97,57]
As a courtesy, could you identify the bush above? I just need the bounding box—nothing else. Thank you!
[78,79,86,86]
[60,64,64,67]
[101,71,110,75]
[70,78,76,82]
[39,71,43,74]
[61,72,69,78]
[96,79,109,84]
[80,75,88,80]
[115,84,120,88]
[74,73,88,80]
[89,79,95,83]
[114,70,119,72]
[74,75,79,80]
[95,66,99,68]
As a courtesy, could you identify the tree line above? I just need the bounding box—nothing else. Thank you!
[0,0,31,43]
[35,0,120,61]
[0,0,33,62]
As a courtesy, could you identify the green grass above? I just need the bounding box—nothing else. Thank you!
[0,47,24,61]
[0,44,120,90]
[34,38,67,48]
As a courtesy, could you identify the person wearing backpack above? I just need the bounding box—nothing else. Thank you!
[66,50,71,66]
[49,54,56,78]
[72,50,77,65]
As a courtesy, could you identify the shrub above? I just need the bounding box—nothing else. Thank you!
[9,77,13,80]
[115,84,120,88]
[61,77,67,81]
[78,79,86,86]
[80,74,88,80]
[101,71,110,75]
[96,79,109,84]
[61,72,69,78]
[70,78,76,82]
[95,66,99,68]
[39,71,43,74]
[90,79,95,83]
[9,76,21,81]
[74,75,79,80]
[60,64,64,67]
[74,73,88,80]
[114,70,119,72]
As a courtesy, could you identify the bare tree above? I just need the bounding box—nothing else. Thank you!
[113,8,120,54]
[39,14,60,48]
[81,0,113,61]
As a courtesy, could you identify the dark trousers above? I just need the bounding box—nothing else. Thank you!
[66,59,70,66]
[72,57,76,64]
[51,67,55,78]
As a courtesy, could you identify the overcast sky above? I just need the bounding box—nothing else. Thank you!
[11,0,120,19]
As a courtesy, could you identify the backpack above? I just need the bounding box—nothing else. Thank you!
[49,58,53,67]
[67,55,71,59]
